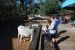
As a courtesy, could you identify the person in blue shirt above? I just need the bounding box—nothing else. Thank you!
[42,16,60,45]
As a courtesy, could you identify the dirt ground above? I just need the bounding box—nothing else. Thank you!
[12,37,31,50]
[0,24,31,50]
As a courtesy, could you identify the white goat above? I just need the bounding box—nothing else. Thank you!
[18,25,34,42]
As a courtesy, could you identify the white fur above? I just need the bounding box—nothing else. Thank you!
[32,24,38,27]
[18,25,34,42]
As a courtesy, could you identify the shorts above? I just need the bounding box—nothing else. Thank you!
[50,34,56,38]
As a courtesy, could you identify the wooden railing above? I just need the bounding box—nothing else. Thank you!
[28,24,42,50]
[28,24,55,50]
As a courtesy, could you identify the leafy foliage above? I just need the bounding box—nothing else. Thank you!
[3,1,15,17]
[40,0,60,15]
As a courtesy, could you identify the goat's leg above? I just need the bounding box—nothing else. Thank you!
[18,33,20,39]
[20,35,23,42]
[73,25,75,29]
[30,33,33,41]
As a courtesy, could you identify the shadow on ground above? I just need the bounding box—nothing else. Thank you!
[57,36,70,44]
[58,30,67,35]
[54,44,60,50]
[54,36,70,50]
[57,30,67,35]
[0,23,20,50]
[55,30,67,38]
[54,30,69,50]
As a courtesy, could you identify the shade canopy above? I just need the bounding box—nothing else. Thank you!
[62,0,75,8]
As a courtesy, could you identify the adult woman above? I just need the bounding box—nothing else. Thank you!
[44,16,59,45]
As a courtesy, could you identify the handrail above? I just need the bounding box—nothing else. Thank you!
[28,24,42,50]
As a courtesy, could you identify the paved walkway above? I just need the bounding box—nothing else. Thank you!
[57,23,75,50]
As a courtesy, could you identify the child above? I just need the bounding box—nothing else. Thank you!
[45,19,52,40]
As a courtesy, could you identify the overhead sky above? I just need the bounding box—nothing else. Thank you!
[33,0,45,3]
[34,0,40,3]
[62,0,75,8]
[16,0,41,4]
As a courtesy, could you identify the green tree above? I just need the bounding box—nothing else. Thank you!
[19,0,38,19]
[4,0,16,17]
[1,0,16,23]
[40,0,59,15]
